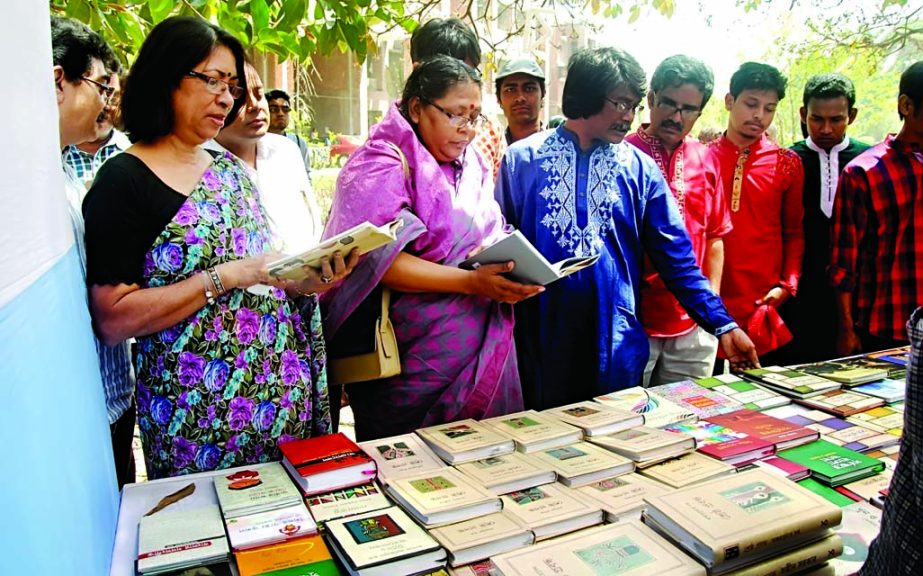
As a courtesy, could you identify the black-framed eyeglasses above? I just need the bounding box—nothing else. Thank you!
[421,96,488,130]
[655,97,702,120]
[605,96,644,115]
[268,105,291,113]
[186,71,244,99]
[81,76,115,104]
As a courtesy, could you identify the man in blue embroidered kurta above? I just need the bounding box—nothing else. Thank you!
[496,47,759,409]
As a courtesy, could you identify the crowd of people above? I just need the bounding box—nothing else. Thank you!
[51,13,922,573]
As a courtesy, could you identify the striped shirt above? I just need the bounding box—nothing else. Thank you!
[829,136,923,341]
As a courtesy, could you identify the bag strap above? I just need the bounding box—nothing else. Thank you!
[382,140,410,180]
[377,140,409,328]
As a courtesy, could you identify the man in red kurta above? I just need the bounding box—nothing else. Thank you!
[708,62,804,364]
[626,55,733,386]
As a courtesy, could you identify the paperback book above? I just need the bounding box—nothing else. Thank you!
[847,405,904,436]
[852,378,906,404]
[575,472,673,522]
[459,229,599,285]
[234,535,332,576]
[594,387,696,428]
[529,441,635,487]
[748,455,810,481]
[304,482,391,525]
[213,462,303,518]
[429,513,533,567]
[416,419,515,464]
[765,405,899,453]
[482,409,583,453]
[794,389,885,418]
[137,504,230,575]
[279,433,377,496]
[637,452,737,489]
[453,451,556,495]
[778,440,885,486]
[707,408,819,451]
[664,420,775,466]
[500,482,603,541]
[225,502,317,551]
[383,467,501,527]
[648,380,743,418]
[586,426,695,464]
[542,400,643,437]
[742,366,841,399]
[693,373,791,411]
[358,433,447,484]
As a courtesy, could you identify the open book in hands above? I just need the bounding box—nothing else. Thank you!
[459,230,599,286]
[267,218,404,281]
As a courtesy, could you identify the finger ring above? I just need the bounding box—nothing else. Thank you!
[320,275,333,284]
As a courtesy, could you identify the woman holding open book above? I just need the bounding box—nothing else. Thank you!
[322,55,543,441]
[82,17,355,479]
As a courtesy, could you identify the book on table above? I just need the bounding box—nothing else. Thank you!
[213,462,303,518]
[225,502,317,551]
[324,505,447,576]
[458,229,599,285]
[798,477,863,507]
[794,388,885,418]
[594,387,696,428]
[712,533,842,576]
[837,468,893,504]
[648,380,744,419]
[500,482,604,541]
[847,404,904,436]
[664,420,775,466]
[642,468,842,572]
[415,418,515,464]
[793,357,893,386]
[637,451,737,489]
[482,409,583,453]
[575,472,674,522]
[742,366,841,399]
[278,433,377,496]
[304,482,391,525]
[428,512,534,567]
[863,345,911,369]
[357,432,447,485]
[529,441,635,487]
[267,218,403,280]
[865,444,901,471]
[765,404,900,453]
[693,373,792,411]
[234,534,332,576]
[453,450,556,495]
[852,377,906,403]
[383,467,501,527]
[586,425,696,464]
[746,455,811,481]
[490,521,707,576]
[778,439,885,486]
[542,400,644,436]
[706,407,820,451]
[137,504,230,575]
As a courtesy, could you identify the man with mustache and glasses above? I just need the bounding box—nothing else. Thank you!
[707,62,805,366]
[496,48,758,410]
[625,55,733,386]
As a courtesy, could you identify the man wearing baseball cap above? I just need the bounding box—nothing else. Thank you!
[495,57,546,144]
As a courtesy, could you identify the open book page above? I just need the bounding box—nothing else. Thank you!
[460,230,599,285]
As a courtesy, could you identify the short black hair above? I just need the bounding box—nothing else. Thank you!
[802,73,857,109]
[121,16,247,143]
[266,89,291,104]
[495,75,546,103]
[400,55,481,119]
[729,62,787,100]
[650,54,714,108]
[899,61,923,120]
[50,16,117,82]
[410,18,481,68]
[562,47,646,119]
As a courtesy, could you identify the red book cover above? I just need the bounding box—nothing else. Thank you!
[278,433,375,478]
[707,409,819,451]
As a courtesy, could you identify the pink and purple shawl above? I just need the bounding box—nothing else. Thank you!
[321,103,522,440]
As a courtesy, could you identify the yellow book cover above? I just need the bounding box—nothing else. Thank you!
[234,534,331,576]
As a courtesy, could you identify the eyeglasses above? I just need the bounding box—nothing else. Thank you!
[605,97,644,115]
[81,76,115,104]
[186,71,244,99]
[655,98,701,119]
[268,105,291,113]
[421,97,488,130]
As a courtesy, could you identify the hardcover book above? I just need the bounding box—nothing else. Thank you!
[778,440,885,486]
[587,426,696,464]
[847,405,904,436]
[225,502,317,551]
[717,533,842,576]
[664,420,775,466]
[748,456,810,481]
[529,441,635,487]
[542,400,644,437]
[304,482,391,525]
[575,472,673,522]
[794,389,885,418]
[637,452,737,488]
[448,560,496,576]
[383,467,501,527]
[766,405,899,453]
[416,419,515,465]
[500,482,603,541]
[594,387,696,428]
[742,366,840,399]
[453,451,556,495]
[707,408,819,450]
[324,506,447,576]
[137,504,230,575]
[491,521,706,576]
[358,433,447,484]
[459,229,599,285]
[642,469,842,569]
[234,535,331,576]
[213,462,303,518]
[482,410,583,453]
[837,469,893,504]
[648,380,744,418]
[693,373,791,411]
[852,378,906,403]
[279,433,377,496]
[429,512,533,567]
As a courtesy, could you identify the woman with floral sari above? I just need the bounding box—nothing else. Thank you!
[82,17,356,479]
[322,56,542,441]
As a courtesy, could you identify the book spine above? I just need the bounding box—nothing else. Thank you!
[715,507,842,564]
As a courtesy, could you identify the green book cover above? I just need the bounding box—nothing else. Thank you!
[263,559,342,576]
[797,478,858,507]
[779,440,884,486]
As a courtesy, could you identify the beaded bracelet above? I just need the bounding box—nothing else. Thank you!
[208,267,226,296]
[201,271,215,305]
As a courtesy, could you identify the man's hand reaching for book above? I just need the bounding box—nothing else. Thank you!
[720,328,761,373]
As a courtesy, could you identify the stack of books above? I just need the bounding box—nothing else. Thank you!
[587,426,696,467]
[358,433,447,484]
[483,410,583,453]
[383,467,501,527]
[499,482,603,541]
[454,451,556,495]
[416,419,515,464]
[742,366,841,399]
[279,433,377,496]
[664,420,775,467]
[542,400,643,436]
[429,513,533,568]
[706,408,819,451]
[637,451,737,489]
[304,482,392,526]
[765,404,899,453]
[529,441,634,487]
[794,389,885,417]
[575,473,674,522]
[778,440,885,487]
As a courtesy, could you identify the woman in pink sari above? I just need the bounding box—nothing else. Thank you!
[322,56,541,440]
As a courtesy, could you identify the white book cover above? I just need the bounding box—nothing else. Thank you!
[595,387,696,428]
[587,426,695,462]
[576,473,674,521]
[483,410,583,453]
[213,462,303,518]
[429,512,533,566]
[491,521,706,576]
[305,482,391,524]
[542,401,644,436]
[384,467,501,526]
[530,441,635,487]
[459,229,599,285]
[225,502,317,550]
[638,452,737,489]
[137,504,229,574]
[416,418,515,464]
[500,483,603,540]
[325,506,446,576]
[454,451,556,494]
[358,433,447,484]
